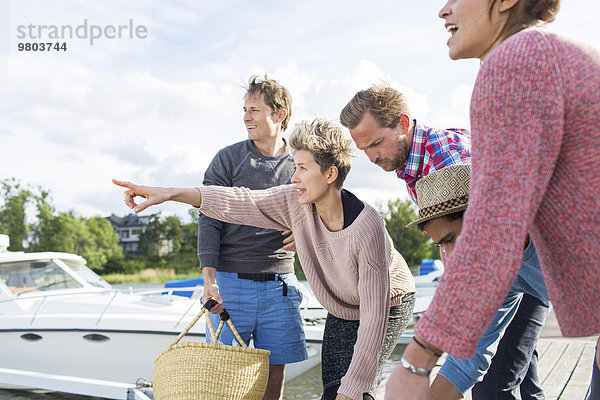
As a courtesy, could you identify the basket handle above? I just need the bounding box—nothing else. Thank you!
[170,299,248,348]
[170,305,209,346]
[204,300,248,348]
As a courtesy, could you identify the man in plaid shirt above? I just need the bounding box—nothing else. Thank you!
[340,85,550,400]
[339,85,470,201]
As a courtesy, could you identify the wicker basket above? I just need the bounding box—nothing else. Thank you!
[153,301,271,400]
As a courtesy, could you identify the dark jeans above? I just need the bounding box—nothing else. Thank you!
[586,342,600,400]
[321,292,415,400]
[472,294,551,400]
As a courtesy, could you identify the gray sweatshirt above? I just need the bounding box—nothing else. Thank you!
[197,139,295,273]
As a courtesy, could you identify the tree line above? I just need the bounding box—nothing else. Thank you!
[0,178,437,276]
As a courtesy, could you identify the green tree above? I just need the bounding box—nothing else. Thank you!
[30,192,123,271]
[139,215,183,258]
[183,208,200,249]
[0,178,33,251]
[30,191,73,252]
[182,222,198,250]
[378,198,438,271]
[188,208,199,223]
[82,217,124,271]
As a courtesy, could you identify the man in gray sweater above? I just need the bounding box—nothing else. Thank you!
[199,75,307,399]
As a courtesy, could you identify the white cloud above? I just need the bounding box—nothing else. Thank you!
[428,83,473,129]
[2,0,599,222]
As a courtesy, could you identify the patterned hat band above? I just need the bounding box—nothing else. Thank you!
[417,195,469,220]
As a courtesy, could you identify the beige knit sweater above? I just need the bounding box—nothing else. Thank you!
[198,184,415,399]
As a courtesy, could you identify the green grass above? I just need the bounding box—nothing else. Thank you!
[101,247,202,284]
[102,268,203,284]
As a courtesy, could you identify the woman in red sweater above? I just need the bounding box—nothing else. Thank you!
[386,1,600,399]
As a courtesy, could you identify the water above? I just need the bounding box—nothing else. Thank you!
[283,344,407,399]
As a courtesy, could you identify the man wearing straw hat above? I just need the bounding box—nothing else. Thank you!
[404,164,550,399]
[340,86,549,399]
[199,75,307,399]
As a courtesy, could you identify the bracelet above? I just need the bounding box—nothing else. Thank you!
[399,356,431,377]
[413,337,443,357]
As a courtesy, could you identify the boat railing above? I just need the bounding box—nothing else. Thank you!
[0,288,108,303]
[96,291,120,326]
[0,284,203,302]
[1,285,204,327]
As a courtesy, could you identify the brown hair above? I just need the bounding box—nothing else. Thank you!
[289,118,355,189]
[245,75,293,131]
[340,85,410,130]
[492,0,561,41]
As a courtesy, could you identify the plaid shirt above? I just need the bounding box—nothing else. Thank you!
[397,121,471,202]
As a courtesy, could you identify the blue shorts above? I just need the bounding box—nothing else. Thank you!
[206,271,308,365]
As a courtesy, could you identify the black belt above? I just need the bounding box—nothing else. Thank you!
[237,273,288,296]
[237,273,276,281]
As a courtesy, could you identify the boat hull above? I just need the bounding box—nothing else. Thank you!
[0,327,322,388]
[0,329,204,385]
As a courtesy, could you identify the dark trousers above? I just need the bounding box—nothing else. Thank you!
[321,293,415,400]
[472,294,551,400]
[587,342,600,400]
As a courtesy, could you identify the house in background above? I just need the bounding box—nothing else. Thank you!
[106,213,158,255]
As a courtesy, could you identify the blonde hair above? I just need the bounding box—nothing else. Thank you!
[340,85,410,130]
[289,118,355,189]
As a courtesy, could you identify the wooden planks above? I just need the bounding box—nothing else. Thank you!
[377,338,595,399]
[538,339,595,400]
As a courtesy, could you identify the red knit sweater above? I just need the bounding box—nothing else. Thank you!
[416,28,600,358]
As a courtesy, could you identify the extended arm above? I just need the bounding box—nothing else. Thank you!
[113,179,295,232]
[113,179,202,212]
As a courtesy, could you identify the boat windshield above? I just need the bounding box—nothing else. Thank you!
[0,259,83,293]
[62,259,111,289]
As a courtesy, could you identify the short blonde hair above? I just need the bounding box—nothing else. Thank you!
[340,85,410,130]
[289,118,355,189]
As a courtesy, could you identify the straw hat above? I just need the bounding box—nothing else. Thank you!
[406,164,471,228]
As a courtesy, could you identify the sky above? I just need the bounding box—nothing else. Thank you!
[1,0,599,224]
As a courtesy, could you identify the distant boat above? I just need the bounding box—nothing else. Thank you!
[413,259,444,315]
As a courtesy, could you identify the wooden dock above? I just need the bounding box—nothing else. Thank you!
[537,339,595,400]
[377,338,596,399]
[379,309,598,399]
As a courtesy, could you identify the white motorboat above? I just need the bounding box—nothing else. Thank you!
[0,235,323,399]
